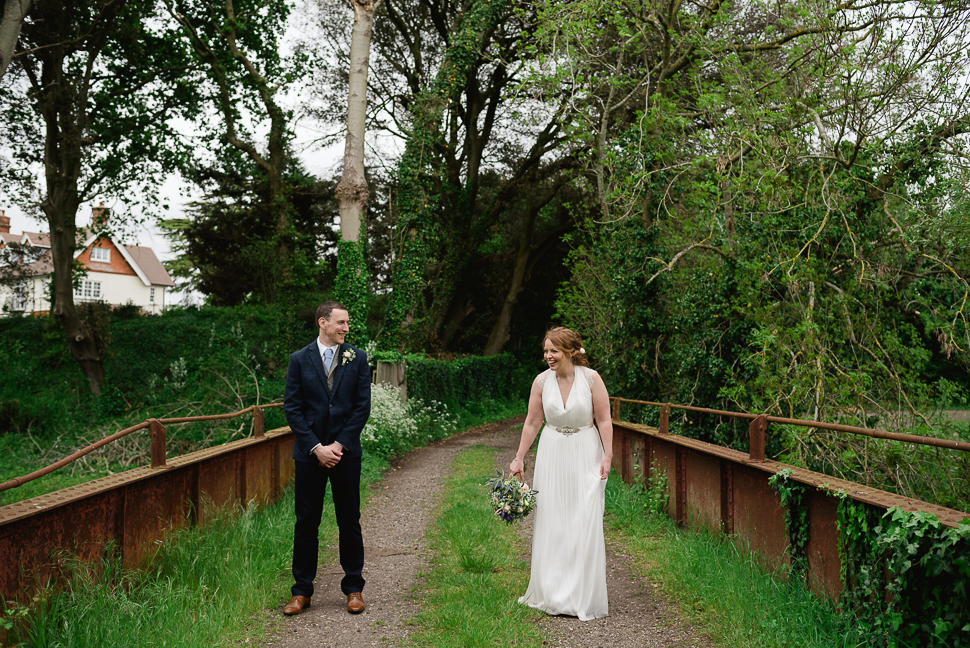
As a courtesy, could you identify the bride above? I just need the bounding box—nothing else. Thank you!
[510,326,613,620]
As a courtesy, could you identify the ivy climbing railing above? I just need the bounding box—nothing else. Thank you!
[609,397,970,646]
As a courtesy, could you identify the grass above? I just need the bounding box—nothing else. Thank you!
[3,486,332,647]
[405,445,547,648]
[407,444,858,648]
[604,477,860,648]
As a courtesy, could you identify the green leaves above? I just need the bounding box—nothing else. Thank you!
[837,502,970,646]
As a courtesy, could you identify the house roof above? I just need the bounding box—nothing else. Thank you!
[5,228,173,287]
[124,245,175,287]
[30,249,54,274]
[21,232,51,247]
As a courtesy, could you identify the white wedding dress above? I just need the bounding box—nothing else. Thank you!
[519,365,608,620]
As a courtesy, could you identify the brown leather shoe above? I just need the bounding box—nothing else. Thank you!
[283,595,311,616]
[346,591,365,614]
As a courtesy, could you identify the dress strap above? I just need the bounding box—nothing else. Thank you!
[581,366,594,388]
[535,370,549,390]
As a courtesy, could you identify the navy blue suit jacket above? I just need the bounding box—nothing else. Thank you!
[284,341,371,463]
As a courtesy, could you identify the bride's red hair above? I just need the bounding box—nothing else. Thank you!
[543,327,589,367]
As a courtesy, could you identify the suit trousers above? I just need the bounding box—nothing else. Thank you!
[291,456,365,597]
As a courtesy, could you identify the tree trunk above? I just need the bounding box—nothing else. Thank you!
[44,195,105,395]
[382,0,511,350]
[35,41,105,393]
[335,0,380,242]
[483,236,531,356]
[0,0,30,80]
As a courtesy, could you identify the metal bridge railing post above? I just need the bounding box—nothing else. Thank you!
[253,406,265,438]
[659,404,670,434]
[748,415,766,463]
[149,419,167,468]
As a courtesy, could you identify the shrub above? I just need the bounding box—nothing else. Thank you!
[361,383,459,458]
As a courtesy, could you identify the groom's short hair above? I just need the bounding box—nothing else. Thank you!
[315,300,347,325]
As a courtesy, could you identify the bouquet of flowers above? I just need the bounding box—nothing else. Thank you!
[485,471,538,525]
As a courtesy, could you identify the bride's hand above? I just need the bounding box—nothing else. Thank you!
[599,455,612,480]
[510,457,525,480]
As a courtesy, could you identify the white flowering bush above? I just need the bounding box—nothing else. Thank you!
[362,383,460,458]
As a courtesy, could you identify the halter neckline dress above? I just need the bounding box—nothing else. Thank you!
[519,365,608,620]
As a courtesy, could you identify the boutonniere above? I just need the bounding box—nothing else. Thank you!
[342,348,357,364]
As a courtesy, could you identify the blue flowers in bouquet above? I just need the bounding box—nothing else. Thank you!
[485,471,537,524]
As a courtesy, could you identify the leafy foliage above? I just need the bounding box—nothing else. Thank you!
[769,468,810,575]
[404,352,531,409]
[160,167,340,306]
[542,0,970,502]
[381,0,514,349]
[836,497,970,646]
[334,234,370,346]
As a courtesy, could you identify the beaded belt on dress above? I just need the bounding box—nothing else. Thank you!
[549,423,595,436]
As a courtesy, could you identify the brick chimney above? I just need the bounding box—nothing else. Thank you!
[0,209,9,234]
[91,202,108,229]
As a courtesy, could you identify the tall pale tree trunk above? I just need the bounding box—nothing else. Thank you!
[0,0,30,79]
[334,0,381,338]
[335,0,381,242]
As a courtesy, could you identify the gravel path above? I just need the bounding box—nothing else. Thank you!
[264,417,712,648]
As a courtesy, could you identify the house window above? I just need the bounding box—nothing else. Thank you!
[11,282,27,311]
[149,287,155,303]
[77,280,102,300]
[90,247,110,262]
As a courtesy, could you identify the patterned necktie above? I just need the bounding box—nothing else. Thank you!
[324,347,334,373]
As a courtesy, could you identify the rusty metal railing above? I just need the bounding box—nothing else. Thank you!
[0,403,284,494]
[609,398,970,463]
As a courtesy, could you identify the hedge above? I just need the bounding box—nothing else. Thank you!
[401,353,534,407]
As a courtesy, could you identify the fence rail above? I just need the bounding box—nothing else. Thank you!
[0,403,284,494]
[0,402,293,602]
[607,397,969,599]
[3,396,967,604]
[610,397,970,458]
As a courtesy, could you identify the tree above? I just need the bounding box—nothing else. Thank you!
[540,0,970,500]
[304,0,587,353]
[164,0,307,299]
[2,0,196,394]
[333,0,383,342]
[160,166,342,305]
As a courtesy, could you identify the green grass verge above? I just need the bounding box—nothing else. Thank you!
[4,485,333,647]
[604,478,859,648]
[405,445,547,648]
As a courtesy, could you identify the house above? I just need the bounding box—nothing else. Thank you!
[0,207,175,315]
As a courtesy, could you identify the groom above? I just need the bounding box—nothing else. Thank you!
[283,301,371,616]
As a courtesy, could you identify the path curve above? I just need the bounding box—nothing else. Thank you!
[265,417,712,648]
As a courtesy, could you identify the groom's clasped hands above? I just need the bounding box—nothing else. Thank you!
[313,441,344,468]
